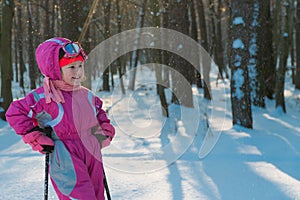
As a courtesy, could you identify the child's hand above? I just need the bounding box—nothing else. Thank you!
[22,131,54,154]
[92,123,115,148]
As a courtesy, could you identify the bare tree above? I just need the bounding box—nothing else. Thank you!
[1,0,14,120]
[169,0,194,107]
[193,0,211,99]
[254,0,275,107]
[295,0,300,89]
[151,0,168,117]
[229,0,253,128]
[102,0,112,91]
[26,0,38,90]
[275,0,291,113]
[160,0,170,88]
[15,2,26,90]
[59,0,86,41]
[214,0,227,81]
[127,0,147,91]
[115,0,126,94]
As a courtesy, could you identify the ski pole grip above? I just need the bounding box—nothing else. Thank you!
[28,126,52,137]
[41,145,54,153]
[40,127,53,153]
[28,126,54,153]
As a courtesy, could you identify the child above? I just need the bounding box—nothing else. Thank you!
[6,37,115,200]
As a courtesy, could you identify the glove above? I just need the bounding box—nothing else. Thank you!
[92,123,115,148]
[22,131,54,154]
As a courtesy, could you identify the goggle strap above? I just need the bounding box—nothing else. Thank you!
[46,38,65,45]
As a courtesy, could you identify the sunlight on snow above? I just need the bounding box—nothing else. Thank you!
[247,162,300,199]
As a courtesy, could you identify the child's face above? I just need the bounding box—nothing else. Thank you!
[61,61,84,86]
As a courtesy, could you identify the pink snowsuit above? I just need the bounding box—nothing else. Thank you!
[6,37,115,200]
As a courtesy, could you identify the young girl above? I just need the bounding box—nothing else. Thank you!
[6,37,115,200]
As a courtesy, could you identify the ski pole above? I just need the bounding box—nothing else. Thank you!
[27,126,53,200]
[44,149,50,200]
[103,169,111,200]
[41,127,53,200]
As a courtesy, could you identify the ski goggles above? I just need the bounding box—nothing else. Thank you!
[46,38,87,59]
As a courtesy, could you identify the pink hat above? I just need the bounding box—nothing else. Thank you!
[35,37,71,80]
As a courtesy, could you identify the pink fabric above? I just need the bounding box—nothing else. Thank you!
[43,77,64,104]
[22,131,54,153]
[101,123,115,138]
[6,37,113,199]
[6,86,114,199]
[43,78,81,104]
[36,37,84,104]
[35,37,71,81]
[93,123,115,149]
[50,139,105,199]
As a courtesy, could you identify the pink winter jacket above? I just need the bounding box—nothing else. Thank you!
[6,37,115,199]
[6,86,114,143]
[6,37,114,143]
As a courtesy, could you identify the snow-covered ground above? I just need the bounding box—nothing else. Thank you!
[1,65,300,200]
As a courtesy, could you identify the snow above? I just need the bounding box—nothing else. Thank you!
[233,17,245,26]
[233,55,242,66]
[232,39,245,49]
[1,65,300,200]
[232,68,245,100]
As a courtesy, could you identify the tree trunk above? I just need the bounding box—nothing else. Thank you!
[295,0,300,89]
[26,0,37,90]
[102,0,111,91]
[59,0,86,41]
[194,0,211,99]
[1,0,14,120]
[214,0,227,82]
[160,0,170,88]
[43,0,51,39]
[115,0,126,94]
[191,0,202,88]
[128,0,147,91]
[169,0,194,107]
[151,0,169,117]
[275,0,290,113]
[255,0,276,107]
[16,4,26,90]
[229,0,253,129]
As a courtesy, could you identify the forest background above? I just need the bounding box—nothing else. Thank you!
[0,0,300,129]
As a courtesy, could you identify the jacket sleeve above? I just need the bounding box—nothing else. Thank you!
[6,92,39,135]
[95,96,115,147]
